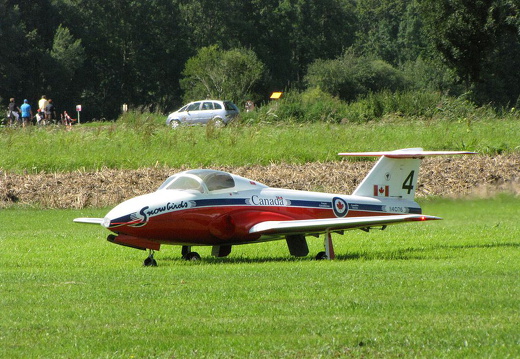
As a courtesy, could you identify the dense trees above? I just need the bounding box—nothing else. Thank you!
[181,46,265,104]
[0,0,518,120]
[421,0,520,105]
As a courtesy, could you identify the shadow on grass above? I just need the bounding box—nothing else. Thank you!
[157,242,520,265]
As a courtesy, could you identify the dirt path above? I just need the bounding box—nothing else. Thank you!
[1,154,518,209]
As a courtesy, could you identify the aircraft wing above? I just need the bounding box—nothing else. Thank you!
[73,217,105,225]
[249,214,441,236]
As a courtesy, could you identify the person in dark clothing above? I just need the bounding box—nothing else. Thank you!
[7,98,20,126]
[45,99,56,123]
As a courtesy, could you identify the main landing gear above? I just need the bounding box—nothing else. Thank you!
[181,246,201,261]
[315,231,336,260]
[286,232,336,260]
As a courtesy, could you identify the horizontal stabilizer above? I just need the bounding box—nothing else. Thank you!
[249,214,441,236]
[339,148,477,158]
[73,217,105,225]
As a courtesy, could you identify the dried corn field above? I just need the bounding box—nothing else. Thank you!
[1,155,518,209]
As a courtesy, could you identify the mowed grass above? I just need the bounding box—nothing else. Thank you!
[1,117,519,172]
[1,195,519,358]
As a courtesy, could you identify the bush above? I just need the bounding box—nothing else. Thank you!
[305,50,408,101]
[237,89,508,125]
[244,89,352,124]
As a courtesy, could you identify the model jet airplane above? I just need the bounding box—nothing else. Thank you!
[75,148,475,266]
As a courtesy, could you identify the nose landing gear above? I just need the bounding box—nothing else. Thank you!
[143,250,158,267]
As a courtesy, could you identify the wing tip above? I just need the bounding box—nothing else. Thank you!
[73,217,105,225]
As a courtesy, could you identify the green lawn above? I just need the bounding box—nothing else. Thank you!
[1,195,519,358]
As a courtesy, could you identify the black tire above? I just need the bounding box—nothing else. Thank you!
[185,252,201,261]
[143,257,158,267]
[315,251,328,260]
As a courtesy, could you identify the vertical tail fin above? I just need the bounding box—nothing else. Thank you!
[339,148,476,200]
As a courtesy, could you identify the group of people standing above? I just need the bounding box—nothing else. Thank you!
[6,95,74,127]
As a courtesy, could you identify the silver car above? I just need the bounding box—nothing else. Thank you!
[166,100,240,128]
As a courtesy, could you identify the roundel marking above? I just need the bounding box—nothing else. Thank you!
[332,197,349,217]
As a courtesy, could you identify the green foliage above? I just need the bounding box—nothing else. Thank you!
[421,0,520,105]
[401,56,459,93]
[1,197,519,357]
[305,50,408,102]
[50,25,84,80]
[354,0,422,64]
[249,89,475,123]
[181,45,265,105]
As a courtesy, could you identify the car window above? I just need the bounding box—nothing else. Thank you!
[187,102,201,111]
[224,101,238,111]
[178,105,188,112]
[213,102,222,110]
[202,102,214,110]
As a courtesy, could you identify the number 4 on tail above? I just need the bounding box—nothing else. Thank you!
[402,170,415,194]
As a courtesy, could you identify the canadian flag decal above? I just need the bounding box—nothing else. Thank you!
[373,185,389,197]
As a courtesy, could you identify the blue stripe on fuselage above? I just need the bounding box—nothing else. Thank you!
[288,199,332,209]
[192,198,420,214]
[194,198,248,207]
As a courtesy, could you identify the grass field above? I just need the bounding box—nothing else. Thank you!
[1,117,519,172]
[1,195,519,358]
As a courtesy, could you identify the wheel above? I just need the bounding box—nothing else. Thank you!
[169,119,181,129]
[210,118,225,128]
[315,251,328,260]
[185,252,201,261]
[143,256,158,267]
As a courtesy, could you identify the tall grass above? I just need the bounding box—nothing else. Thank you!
[0,115,518,172]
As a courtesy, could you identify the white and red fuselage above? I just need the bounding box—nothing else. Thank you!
[101,169,421,250]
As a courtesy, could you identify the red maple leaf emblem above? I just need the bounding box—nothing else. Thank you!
[336,201,344,210]
[379,187,385,194]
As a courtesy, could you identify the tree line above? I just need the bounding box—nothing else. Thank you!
[1,0,518,120]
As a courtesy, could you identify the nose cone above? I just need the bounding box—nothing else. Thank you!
[103,193,155,229]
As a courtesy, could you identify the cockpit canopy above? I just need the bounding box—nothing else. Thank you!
[157,169,267,194]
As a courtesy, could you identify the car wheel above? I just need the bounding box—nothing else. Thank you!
[210,118,225,128]
[169,119,181,129]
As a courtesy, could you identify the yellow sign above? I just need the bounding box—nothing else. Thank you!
[270,92,283,99]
